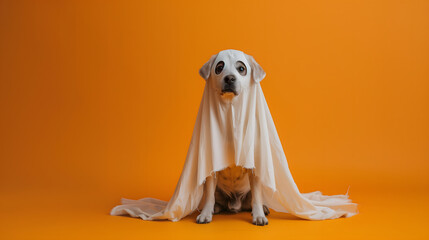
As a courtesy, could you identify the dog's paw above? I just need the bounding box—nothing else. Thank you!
[263,205,270,216]
[252,215,268,226]
[196,213,213,224]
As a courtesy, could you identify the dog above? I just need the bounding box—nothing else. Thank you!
[195,50,269,226]
[110,49,358,224]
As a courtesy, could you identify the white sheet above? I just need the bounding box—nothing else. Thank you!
[110,50,358,221]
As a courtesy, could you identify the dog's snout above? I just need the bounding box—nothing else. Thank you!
[224,75,236,85]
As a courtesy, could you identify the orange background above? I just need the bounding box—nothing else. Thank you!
[1,0,428,239]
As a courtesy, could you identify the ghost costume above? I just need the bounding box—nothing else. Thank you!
[110,50,358,221]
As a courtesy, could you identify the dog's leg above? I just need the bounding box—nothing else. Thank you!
[196,175,216,224]
[249,173,268,226]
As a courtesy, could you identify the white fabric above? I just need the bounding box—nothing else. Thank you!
[110,50,358,221]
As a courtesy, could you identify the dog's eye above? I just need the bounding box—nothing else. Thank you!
[235,61,247,76]
[215,61,224,75]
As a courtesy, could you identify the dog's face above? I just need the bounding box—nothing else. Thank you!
[210,51,250,97]
[199,49,266,98]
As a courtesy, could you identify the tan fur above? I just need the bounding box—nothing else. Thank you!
[216,166,250,197]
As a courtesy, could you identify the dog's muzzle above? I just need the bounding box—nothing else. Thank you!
[221,75,238,95]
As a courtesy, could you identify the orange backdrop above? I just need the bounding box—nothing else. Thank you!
[1,0,428,239]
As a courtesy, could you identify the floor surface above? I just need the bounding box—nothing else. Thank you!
[1,188,428,240]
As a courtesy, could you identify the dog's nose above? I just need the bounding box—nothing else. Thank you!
[224,75,236,85]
